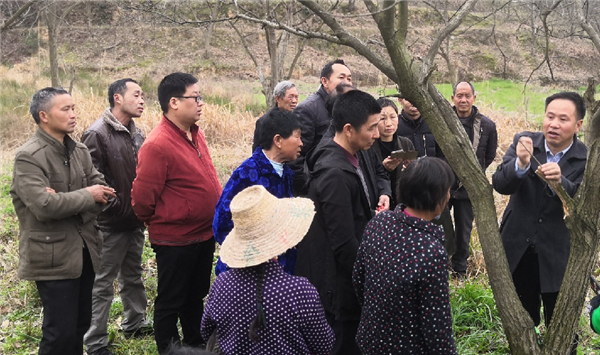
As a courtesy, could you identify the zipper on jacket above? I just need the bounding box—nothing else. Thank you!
[64,144,71,191]
[422,135,427,156]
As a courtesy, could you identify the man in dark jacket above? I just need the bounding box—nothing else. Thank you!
[289,59,352,192]
[252,80,299,151]
[295,90,381,355]
[448,82,498,277]
[493,92,586,350]
[82,79,151,355]
[11,87,114,354]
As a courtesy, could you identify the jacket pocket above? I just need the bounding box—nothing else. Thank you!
[28,230,67,269]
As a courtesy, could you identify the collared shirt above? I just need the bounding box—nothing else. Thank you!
[262,150,284,177]
[515,139,573,177]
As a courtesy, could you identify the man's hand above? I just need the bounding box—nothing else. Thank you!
[45,187,56,194]
[538,162,562,183]
[376,195,390,213]
[516,137,533,169]
[382,157,402,172]
[85,185,116,204]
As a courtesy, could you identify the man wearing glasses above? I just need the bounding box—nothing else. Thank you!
[132,72,222,353]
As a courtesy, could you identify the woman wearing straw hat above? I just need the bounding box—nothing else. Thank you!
[201,185,334,354]
[353,157,458,354]
[213,110,303,276]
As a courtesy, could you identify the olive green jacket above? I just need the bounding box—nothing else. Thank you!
[10,128,106,281]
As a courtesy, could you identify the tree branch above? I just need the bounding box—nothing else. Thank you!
[1,0,38,33]
[421,0,478,84]
[296,0,398,82]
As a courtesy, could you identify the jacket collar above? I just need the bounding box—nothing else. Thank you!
[530,131,586,170]
[101,108,142,136]
[35,127,76,155]
[316,85,329,101]
[252,146,293,177]
[400,110,423,128]
[162,115,199,140]
[395,204,446,242]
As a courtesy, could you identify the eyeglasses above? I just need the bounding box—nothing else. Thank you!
[175,95,203,103]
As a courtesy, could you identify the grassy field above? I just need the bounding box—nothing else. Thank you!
[1,63,599,354]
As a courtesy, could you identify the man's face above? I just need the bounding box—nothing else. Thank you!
[349,113,381,151]
[543,98,583,153]
[275,87,299,112]
[451,82,476,117]
[40,94,76,137]
[173,83,204,125]
[400,98,420,120]
[117,82,144,118]
[321,64,352,94]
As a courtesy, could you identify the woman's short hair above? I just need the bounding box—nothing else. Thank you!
[258,109,302,150]
[376,97,398,114]
[397,157,455,211]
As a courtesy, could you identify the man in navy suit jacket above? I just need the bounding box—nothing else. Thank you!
[493,92,587,337]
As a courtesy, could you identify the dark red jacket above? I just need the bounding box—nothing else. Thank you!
[132,116,222,245]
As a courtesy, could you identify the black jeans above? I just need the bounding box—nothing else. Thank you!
[448,198,474,274]
[36,247,95,355]
[152,239,215,353]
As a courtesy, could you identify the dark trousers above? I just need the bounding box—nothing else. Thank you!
[512,251,578,354]
[325,311,361,355]
[448,198,474,273]
[152,239,215,353]
[36,248,95,355]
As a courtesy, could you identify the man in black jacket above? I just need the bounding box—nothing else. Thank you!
[493,92,586,350]
[448,82,498,277]
[82,79,151,355]
[296,90,381,355]
[289,59,351,192]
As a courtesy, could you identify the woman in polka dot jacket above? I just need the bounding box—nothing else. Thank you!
[353,157,458,354]
[201,185,334,355]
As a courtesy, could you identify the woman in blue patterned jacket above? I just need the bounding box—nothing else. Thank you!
[212,109,303,276]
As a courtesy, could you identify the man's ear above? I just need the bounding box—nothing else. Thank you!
[320,76,328,87]
[38,111,49,123]
[113,93,123,106]
[343,123,354,138]
[169,97,179,111]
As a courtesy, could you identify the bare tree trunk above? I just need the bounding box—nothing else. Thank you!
[203,0,221,59]
[45,1,61,87]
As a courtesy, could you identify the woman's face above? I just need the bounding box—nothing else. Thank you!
[378,106,398,140]
[278,129,303,163]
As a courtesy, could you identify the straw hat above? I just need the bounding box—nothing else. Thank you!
[220,185,315,268]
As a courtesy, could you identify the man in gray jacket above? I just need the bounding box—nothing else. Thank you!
[82,79,151,355]
[11,87,115,354]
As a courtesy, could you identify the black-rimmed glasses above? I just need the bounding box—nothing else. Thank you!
[176,95,203,103]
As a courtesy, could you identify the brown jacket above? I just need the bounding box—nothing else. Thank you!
[81,108,145,232]
[11,128,106,281]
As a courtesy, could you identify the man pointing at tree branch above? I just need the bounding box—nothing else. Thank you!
[493,91,587,354]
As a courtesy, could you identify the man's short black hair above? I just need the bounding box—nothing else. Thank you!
[320,59,348,80]
[158,72,198,114]
[325,82,356,117]
[259,110,302,150]
[398,157,455,212]
[452,81,476,95]
[332,90,381,133]
[545,91,586,121]
[108,78,138,108]
[29,87,69,124]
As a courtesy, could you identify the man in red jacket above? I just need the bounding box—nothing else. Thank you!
[131,72,222,354]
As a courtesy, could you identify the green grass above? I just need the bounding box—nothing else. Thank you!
[450,277,509,354]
